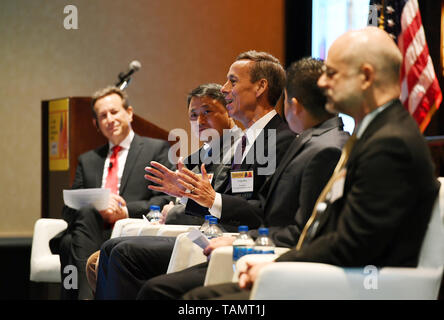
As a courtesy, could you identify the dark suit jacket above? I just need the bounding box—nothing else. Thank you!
[183,131,240,194]
[276,100,440,268]
[189,113,296,231]
[221,117,349,244]
[62,134,174,224]
[165,128,243,225]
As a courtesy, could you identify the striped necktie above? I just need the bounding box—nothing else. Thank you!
[224,134,247,193]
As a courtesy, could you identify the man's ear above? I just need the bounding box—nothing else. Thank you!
[255,79,268,99]
[92,118,99,131]
[291,97,303,115]
[127,106,134,122]
[360,63,375,90]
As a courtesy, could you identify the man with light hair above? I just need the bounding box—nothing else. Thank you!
[50,86,173,299]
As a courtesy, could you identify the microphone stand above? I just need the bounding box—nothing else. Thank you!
[116,72,132,90]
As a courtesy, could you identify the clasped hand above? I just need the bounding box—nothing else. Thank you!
[144,159,186,198]
[176,163,216,208]
[202,236,274,290]
[237,260,274,290]
[99,193,127,224]
[145,158,216,209]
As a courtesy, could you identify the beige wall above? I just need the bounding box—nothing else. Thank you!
[0,0,284,237]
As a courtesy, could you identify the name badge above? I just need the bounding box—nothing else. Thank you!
[328,168,346,203]
[231,171,254,193]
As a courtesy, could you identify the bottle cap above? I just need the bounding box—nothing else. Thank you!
[205,215,212,220]
[238,225,248,232]
[209,217,218,224]
[258,228,269,235]
[149,205,160,211]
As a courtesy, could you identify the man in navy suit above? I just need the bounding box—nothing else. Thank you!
[51,86,173,300]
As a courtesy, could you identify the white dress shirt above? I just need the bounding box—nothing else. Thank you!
[209,110,277,218]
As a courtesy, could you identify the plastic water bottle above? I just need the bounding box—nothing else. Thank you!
[232,225,255,270]
[146,205,162,223]
[204,217,223,239]
[253,228,275,254]
[199,215,212,233]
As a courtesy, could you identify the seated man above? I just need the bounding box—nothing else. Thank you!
[148,83,243,226]
[94,51,296,299]
[85,83,243,293]
[184,27,440,300]
[136,57,350,300]
[50,86,173,300]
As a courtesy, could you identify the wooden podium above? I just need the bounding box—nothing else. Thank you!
[41,97,171,219]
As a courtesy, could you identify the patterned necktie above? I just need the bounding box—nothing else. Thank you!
[296,133,357,250]
[231,134,247,171]
[105,145,122,194]
[224,134,247,193]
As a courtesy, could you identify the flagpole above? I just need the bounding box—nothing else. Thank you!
[379,0,385,29]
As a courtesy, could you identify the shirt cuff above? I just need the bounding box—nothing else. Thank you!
[179,197,188,205]
[122,205,129,218]
[209,192,222,219]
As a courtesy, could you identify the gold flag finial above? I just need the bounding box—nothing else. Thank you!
[379,0,385,29]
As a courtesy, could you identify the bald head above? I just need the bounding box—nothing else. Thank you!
[318,27,403,121]
[332,27,403,88]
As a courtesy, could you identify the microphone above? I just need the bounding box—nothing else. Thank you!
[116,60,142,90]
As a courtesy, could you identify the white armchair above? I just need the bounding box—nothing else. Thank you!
[110,218,150,237]
[205,246,289,286]
[110,218,199,238]
[30,216,199,283]
[166,232,207,274]
[30,218,68,282]
[249,177,444,300]
[167,232,241,276]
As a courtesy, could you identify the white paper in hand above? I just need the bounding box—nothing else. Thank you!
[63,188,110,211]
[187,228,210,249]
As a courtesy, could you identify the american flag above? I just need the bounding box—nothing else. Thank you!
[369,0,442,132]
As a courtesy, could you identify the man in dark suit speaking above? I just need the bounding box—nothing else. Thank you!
[50,86,173,300]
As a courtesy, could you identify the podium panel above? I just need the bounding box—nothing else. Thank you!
[41,97,171,219]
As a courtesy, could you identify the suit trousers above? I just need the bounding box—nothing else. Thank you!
[183,282,250,300]
[59,206,112,300]
[136,262,209,300]
[59,205,112,300]
[95,235,176,299]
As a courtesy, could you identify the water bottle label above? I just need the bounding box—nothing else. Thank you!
[253,248,275,254]
[232,246,253,261]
